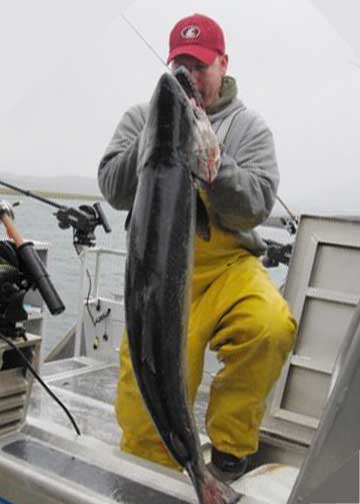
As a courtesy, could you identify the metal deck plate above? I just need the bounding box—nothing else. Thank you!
[3,439,189,503]
[48,365,208,436]
[41,360,86,376]
[29,383,120,446]
[29,362,210,446]
[50,365,119,404]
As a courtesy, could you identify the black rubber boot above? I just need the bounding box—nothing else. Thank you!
[208,446,250,483]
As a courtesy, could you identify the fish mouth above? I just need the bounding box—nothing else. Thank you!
[173,66,204,109]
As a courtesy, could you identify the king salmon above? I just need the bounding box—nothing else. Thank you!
[124,68,241,504]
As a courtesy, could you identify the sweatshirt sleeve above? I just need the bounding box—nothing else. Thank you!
[208,111,279,231]
[98,104,147,210]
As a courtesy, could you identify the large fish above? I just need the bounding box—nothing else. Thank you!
[124,68,241,504]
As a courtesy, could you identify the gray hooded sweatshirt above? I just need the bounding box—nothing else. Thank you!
[98,76,279,256]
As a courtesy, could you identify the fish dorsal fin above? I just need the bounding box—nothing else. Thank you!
[196,192,211,242]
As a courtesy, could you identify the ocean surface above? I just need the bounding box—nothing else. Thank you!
[0,194,289,357]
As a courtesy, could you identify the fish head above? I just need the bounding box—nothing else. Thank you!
[137,71,198,175]
[138,68,220,187]
[173,66,204,108]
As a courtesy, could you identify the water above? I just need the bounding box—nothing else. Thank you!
[0,194,289,357]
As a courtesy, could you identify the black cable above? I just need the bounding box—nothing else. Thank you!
[73,237,96,327]
[85,268,96,327]
[0,332,81,436]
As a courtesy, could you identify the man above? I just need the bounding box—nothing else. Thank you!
[98,13,296,482]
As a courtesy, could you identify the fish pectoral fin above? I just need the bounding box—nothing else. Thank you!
[124,207,133,231]
[196,192,211,242]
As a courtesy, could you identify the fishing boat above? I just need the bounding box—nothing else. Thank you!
[1,1,359,501]
[0,206,359,504]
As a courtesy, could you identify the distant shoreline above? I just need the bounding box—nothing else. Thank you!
[0,188,103,201]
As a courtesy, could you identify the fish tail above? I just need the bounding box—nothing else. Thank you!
[186,463,242,504]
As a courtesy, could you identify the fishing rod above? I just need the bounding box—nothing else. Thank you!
[121,12,167,68]
[0,179,111,247]
[121,12,204,109]
[0,179,65,210]
[276,195,298,235]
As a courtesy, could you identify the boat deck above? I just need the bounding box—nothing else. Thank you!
[28,356,210,447]
[0,358,300,504]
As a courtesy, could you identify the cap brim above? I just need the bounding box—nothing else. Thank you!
[167,45,218,65]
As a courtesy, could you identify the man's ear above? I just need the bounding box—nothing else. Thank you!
[220,54,229,76]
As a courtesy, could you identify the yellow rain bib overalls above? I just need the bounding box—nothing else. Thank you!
[115,203,296,469]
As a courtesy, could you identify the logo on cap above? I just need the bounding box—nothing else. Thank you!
[181,25,201,40]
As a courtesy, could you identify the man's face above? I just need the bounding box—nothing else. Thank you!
[171,54,228,108]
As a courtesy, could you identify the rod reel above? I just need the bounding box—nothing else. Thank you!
[0,201,65,337]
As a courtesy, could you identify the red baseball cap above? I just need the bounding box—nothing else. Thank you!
[167,14,225,66]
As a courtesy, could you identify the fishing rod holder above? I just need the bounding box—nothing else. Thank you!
[280,216,298,236]
[55,202,111,247]
[262,239,293,268]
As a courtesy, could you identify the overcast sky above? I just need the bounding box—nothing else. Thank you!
[0,0,359,214]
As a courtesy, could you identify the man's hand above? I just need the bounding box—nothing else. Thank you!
[191,101,221,185]
[0,200,15,220]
